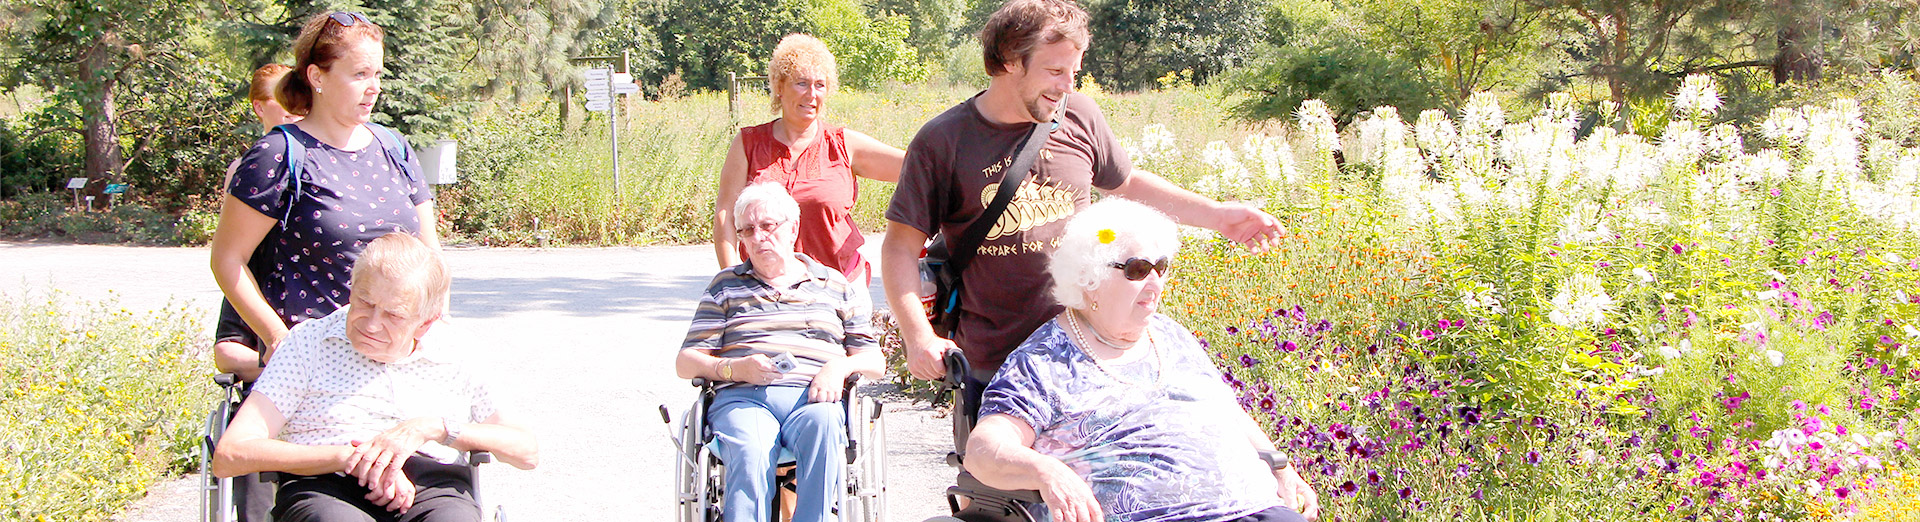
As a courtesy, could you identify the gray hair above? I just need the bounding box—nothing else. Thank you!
[734,182,801,225]
[1047,198,1179,310]
[350,232,450,317]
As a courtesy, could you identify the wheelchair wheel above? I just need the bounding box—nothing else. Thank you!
[843,396,887,522]
[200,398,235,522]
[673,401,728,522]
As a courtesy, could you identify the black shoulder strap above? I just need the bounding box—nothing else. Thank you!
[945,103,1063,272]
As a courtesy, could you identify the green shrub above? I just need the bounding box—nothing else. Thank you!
[0,193,199,245]
[0,292,215,521]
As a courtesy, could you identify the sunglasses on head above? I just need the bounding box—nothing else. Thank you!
[1108,257,1171,281]
[329,11,369,27]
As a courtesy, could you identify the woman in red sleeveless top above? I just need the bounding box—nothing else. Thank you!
[714,34,904,285]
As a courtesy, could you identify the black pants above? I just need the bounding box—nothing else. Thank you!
[234,471,274,522]
[273,456,478,522]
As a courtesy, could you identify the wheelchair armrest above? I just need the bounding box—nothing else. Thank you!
[1258,449,1291,470]
[469,451,494,465]
[952,470,1045,508]
[690,377,708,388]
[214,373,238,387]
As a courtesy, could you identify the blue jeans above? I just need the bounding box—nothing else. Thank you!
[710,384,846,522]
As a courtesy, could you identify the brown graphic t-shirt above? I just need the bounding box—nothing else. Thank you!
[887,92,1130,372]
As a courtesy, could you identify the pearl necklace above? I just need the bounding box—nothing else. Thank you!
[1064,311,1162,386]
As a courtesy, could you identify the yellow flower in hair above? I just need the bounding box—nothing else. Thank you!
[1097,229,1116,244]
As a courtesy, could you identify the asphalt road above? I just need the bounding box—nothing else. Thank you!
[0,239,957,522]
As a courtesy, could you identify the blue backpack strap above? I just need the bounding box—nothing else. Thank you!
[363,122,421,183]
[273,124,306,230]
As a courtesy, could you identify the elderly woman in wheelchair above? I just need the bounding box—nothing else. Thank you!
[675,182,885,522]
[210,233,538,521]
[958,199,1319,522]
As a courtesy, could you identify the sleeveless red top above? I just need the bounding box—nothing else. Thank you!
[737,120,866,279]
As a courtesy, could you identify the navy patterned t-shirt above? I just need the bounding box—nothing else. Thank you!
[228,125,433,327]
[980,313,1283,522]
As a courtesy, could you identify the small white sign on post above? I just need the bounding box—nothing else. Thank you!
[420,139,459,185]
[67,178,88,189]
[583,67,614,113]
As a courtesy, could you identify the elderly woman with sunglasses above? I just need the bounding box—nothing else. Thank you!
[678,182,885,522]
[964,198,1320,522]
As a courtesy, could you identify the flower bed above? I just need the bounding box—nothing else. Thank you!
[1161,77,1920,520]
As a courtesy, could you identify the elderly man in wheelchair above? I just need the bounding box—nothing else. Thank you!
[938,200,1320,522]
[211,233,538,521]
[672,182,886,522]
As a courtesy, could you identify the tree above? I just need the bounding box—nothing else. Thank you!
[1351,0,1552,105]
[805,0,931,89]
[647,0,807,92]
[1082,0,1264,91]
[3,0,201,201]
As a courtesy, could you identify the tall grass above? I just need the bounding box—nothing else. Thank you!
[439,83,1268,246]
[0,292,213,521]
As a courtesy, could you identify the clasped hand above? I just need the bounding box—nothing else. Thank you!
[343,418,441,513]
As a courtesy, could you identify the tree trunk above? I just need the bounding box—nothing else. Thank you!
[1773,2,1824,84]
[79,31,123,207]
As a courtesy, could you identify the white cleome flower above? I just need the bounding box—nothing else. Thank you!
[1549,273,1616,328]
[1295,100,1340,153]
[1766,349,1785,367]
[1673,74,1723,118]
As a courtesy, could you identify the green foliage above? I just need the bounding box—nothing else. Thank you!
[1225,35,1439,124]
[1081,0,1264,91]
[0,192,203,244]
[804,0,932,89]
[868,0,968,70]
[0,117,79,198]
[0,292,215,521]
[361,2,479,142]
[645,0,807,92]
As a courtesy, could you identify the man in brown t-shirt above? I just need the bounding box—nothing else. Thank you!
[882,0,1285,382]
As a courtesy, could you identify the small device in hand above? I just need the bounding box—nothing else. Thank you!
[771,352,797,373]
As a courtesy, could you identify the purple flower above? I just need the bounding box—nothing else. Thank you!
[1526,451,1541,465]
[1672,244,1685,255]
[1238,354,1259,368]
[1367,469,1382,485]
[1225,326,1240,335]
[1419,329,1437,340]
[1280,340,1299,352]
[1397,487,1413,499]
[1469,489,1483,500]
[1836,486,1851,499]
[1338,481,1357,496]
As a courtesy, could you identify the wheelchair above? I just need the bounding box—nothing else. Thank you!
[925,350,1294,522]
[661,375,888,522]
[198,373,506,522]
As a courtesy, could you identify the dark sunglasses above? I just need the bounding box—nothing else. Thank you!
[1108,257,1171,281]
[329,11,369,27]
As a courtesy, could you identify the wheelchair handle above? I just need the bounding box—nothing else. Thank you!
[942,348,969,389]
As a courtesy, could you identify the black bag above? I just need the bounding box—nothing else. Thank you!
[919,106,1061,337]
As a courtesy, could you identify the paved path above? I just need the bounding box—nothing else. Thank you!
[1,240,956,522]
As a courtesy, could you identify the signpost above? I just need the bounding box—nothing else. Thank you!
[103,183,128,208]
[67,177,87,210]
[578,58,641,193]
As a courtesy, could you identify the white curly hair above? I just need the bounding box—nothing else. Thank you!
[734,182,801,225]
[1047,198,1179,310]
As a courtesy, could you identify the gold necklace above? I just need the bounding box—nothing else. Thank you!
[1064,311,1162,386]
